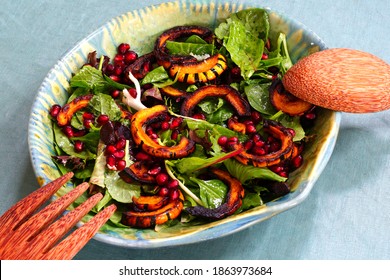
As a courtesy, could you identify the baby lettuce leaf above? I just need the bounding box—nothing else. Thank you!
[244,82,277,116]
[215,8,270,79]
[88,93,122,121]
[104,172,141,203]
[223,158,286,184]
[190,177,228,209]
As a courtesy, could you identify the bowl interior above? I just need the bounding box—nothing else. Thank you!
[28,0,341,248]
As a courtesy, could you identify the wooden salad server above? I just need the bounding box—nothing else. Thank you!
[282,48,390,113]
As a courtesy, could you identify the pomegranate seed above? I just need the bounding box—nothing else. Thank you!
[83,119,93,129]
[218,136,228,146]
[252,134,262,142]
[279,171,288,177]
[148,166,162,176]
[170,118,182,129]
[231,66,240,77]
[287,128,296,137]
[82,112,94,120]
[143,62,151,73]
[105,64,115,75]
[135,151,151,161]
[169,189,180,200]
[117,43,130,54]
[62,126,74,138]
[106,155,116,169]
[111,89,121,99]
[246,124,257,134]
[97,114,110,126]
[150,122,161,129]
[171,129,179,140]
[252,146,266,155]
[192,113,206,120]
[305,112,316,120]
[124,50,138,64]
[156,173,169,186]
[49,104,61,118]
[292,155,303,168]
[114,54,124,65]
[251,111,262,124]
[115,159,126,171]
[74,140,84,152]
[128,88,137,98]
[227,136,238,145]
[149,133,158,139]
[115,137,126,150]
[244,140,254,150]
[109,75,120,82]
[254,139,265,147]
[114,149,125,159]
[114,66,123,76]
[262,53,268,60]
[73,129,87,137]
[270,166,284,173]
[167,179,179,189]
[158,187,169,197]
[106,145,117,155]
[161,121,170,131]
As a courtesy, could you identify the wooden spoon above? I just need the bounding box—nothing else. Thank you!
[282,48,390,113]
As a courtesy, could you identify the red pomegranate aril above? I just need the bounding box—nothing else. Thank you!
[83,119,93,129]
[305,112,316,120]
[109,75,120,82]
[158,187,169,197]
[114,66,123,76]
[114,54,124,64]
[82,112,94,120]
[135,151,151,161]
[169,189,180,200]
[49,104,61,118]
[114,149,125,159]
[252,146,266,155]
[111,89,121,99]
[192,113,206,120]
[251,111,262,124]
[270,141,281,152]
[227,136,239,145]
[270,165,283,173]
[161,121,170,131]
[148,166,162,176]
[105,64,115,75]
[106,144,117,155]
[106,155,116,169]
[115,159,126,171]
[287,128,296,137]
[244,140,254,150]
[231,66,241,77]
[218,136,228,146]
[115,137,126,150]
[254,139,265,147]
[97,114,110,126]
[279,171,288,177]
[156,173,169,186]
[124,50,138,64]
[246,124,257,134]
[149,133,158,139]
[170,118,182,129]
[292,155,303,168]
[262,53,269,60]
[74,140,84,152]
[171,129,179,140]
[167,179,179,189]
[63,126,74,138]
[117,43,130,54]
[128,88,137,98]
[73,129,87,137]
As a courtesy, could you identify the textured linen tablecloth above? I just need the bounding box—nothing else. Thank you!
[0,0,389,260]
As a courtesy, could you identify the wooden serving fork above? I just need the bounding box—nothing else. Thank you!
[0,172,116,260]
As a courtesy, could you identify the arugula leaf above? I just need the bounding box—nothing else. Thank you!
[190,177,228,209]
[223,158,286,184]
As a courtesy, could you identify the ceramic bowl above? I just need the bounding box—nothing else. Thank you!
[28,0,341,248]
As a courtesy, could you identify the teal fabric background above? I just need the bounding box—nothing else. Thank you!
[0,0,389,259]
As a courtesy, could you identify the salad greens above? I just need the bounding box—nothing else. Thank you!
[50,8,313,231]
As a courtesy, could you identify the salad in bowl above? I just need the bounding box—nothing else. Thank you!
[29,1,340,247]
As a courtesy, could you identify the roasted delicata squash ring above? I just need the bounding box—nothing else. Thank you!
[130,105,195,159]
[154,25,214,69]
[56,94,93,126]
[132,195,169,211]
[119,161,157,184]
[122,190,184,228]
[230,120,295,167]
[160,85,186,98]
[169,53,227,84]
[185,168,245,220]
[180,84,251,117]
[269,79,314,116]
